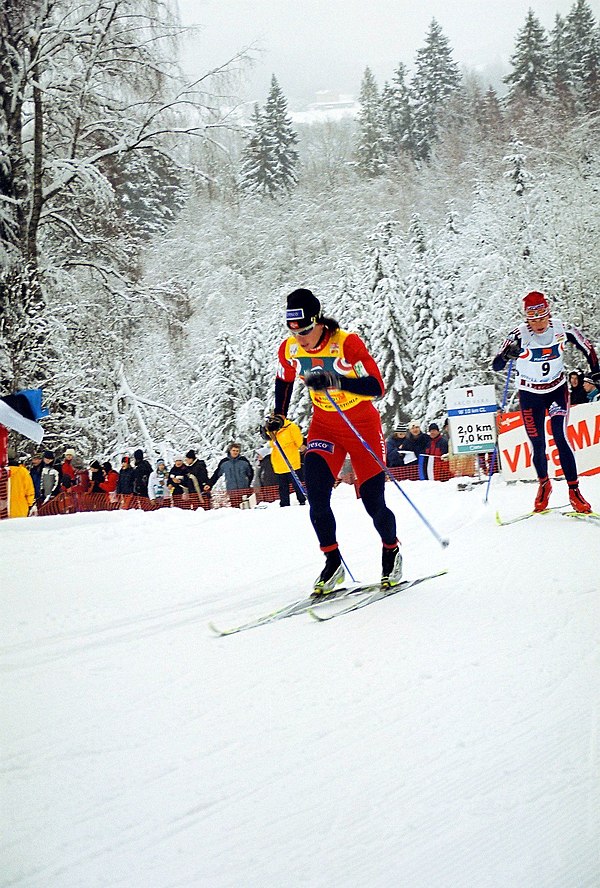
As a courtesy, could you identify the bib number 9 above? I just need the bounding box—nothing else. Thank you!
[541,361,551,376]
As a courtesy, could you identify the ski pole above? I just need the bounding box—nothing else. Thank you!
[268,431,307,499]
[484,360,514,504]
[324,391,449,548]
[267,426,357,582]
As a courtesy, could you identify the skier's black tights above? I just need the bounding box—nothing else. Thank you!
[305,453,396,549]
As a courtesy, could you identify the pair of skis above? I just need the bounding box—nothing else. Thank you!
[496,506,600,527]
[209,569,447,636]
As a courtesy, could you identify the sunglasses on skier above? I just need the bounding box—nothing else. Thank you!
[525,306,550,320]
[289,317,318,336]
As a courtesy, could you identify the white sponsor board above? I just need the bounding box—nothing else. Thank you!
[446,385,498,454]
[498,401,600,480]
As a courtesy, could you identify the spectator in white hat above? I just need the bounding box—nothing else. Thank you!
[403,420,430,458]
[61,448,77,489]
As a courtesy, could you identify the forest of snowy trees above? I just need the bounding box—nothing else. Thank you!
[1,0,599,463]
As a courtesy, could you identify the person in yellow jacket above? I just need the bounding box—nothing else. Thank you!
[263,416,307,507]
[7,449,35,518]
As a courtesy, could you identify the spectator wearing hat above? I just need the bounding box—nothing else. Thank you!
[583,376,600,402]
[207,443,254,508]
[132,449,152,497]
[425,422,450,481]
[29,453,44,504]
[184,449,210,506]
[148,459,170,501]
[426,423,448,457]
[386,424,411,468]
[40,450,61,502]
[100,461,119,495]
[403,420,431,459]
[89,460,105,493]
[116,456,135,495]
[61,448,77,489]
[167,455,189,500]
[69,456,90,511]
[7,448,35,517]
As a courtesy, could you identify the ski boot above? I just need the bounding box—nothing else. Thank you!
[312,549,345,597]
[533,477,551,512]
[568,482,592,514]
[381,544,403,589]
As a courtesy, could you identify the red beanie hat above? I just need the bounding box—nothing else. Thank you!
[523,291,549,317]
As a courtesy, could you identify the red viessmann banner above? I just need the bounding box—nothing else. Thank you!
[498,402,600,480]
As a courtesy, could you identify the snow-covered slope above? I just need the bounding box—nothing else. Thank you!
[2,476,598,887]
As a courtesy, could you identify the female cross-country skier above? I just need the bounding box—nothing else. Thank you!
[492,291,600,514]
[266,287,401,596]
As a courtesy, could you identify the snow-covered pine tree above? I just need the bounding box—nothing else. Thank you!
[203,330,240,451]
[504,9,551,102]
[239,103,276,197]
[502,139,536,264]
[410,19,462,162]
[263,75,299,195]
[502,138,531,198]
[478,86,506,144]
[332,262,365,330]
[563,0,600,111]
[381,63,414,160]
[369,265,412,431]
[238,295,269,404]
[354,67,388,178]
[403,214,450,421]
[351,232,396,352]
[240,77,299,198]
[549,14,572,102]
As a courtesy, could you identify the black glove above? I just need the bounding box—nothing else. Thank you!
[304,368,340,390]
[266,413,285,433]
[260,414,285,439]
[504,338,521,359]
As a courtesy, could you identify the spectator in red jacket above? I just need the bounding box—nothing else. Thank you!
[425,423,448,458]
[61,448,77,489]
[425,423,450,481]
[100,461,119,494]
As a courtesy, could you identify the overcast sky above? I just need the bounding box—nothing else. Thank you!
[176,0,599,106]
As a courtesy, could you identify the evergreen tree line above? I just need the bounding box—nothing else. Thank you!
[239,1,600,192]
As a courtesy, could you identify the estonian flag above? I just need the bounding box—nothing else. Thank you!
[0,389,48,444]
[418,454,436,481]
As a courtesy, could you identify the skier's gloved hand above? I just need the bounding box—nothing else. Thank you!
[304,368,340,390]
[260,413,285,439]
[266,413,285,433]
[504,337,521,359]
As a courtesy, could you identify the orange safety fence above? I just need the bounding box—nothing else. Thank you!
[35,487,282,517]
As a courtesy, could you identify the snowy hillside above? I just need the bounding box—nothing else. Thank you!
[1,476,599,888]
